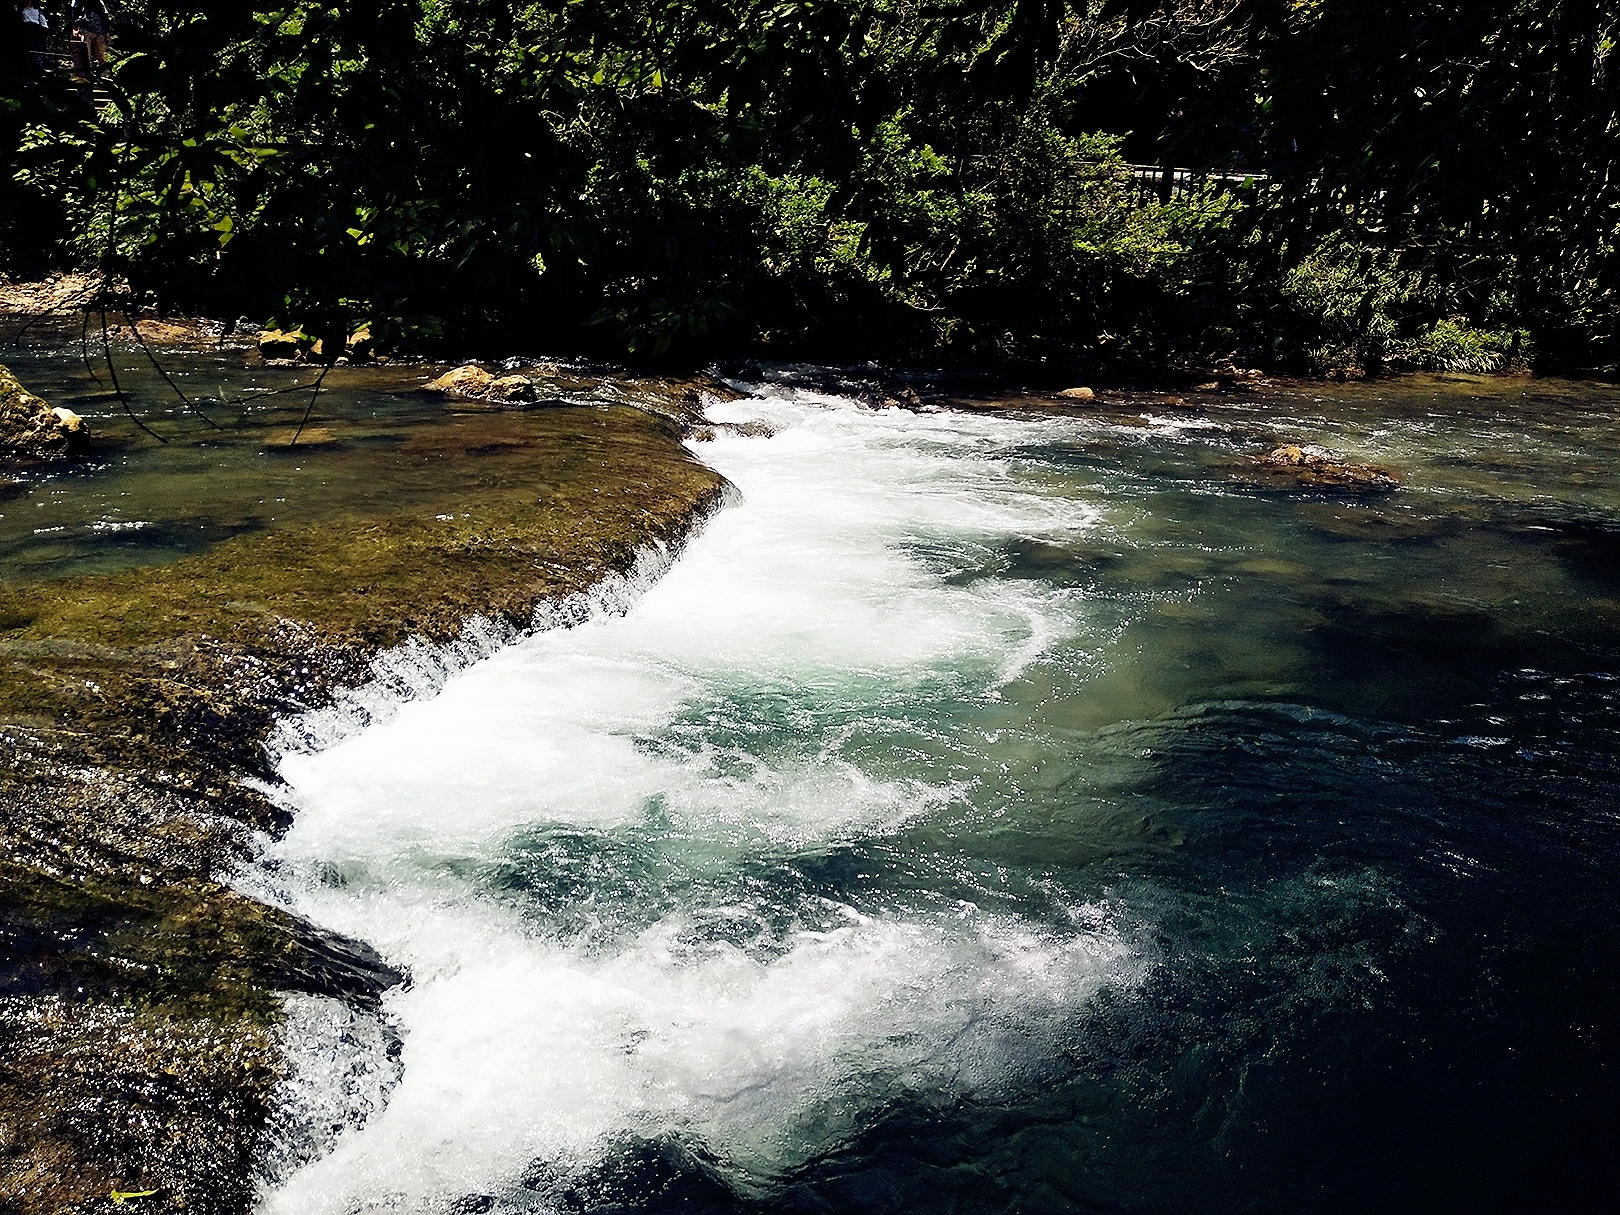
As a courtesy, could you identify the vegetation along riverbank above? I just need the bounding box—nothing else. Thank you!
[3,2,1618,375]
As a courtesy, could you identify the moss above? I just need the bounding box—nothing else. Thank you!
[0,404,725,785]
[0,996,281,1215]
[0,381,729,1213]
[0,362,88,460]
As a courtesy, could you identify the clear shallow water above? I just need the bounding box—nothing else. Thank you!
[252,378,1620,1213]
[0,335,683,582]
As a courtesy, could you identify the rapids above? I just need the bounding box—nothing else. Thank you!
[252,377,1620,1214]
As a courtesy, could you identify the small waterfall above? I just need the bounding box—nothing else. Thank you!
[255,389,1139,1212]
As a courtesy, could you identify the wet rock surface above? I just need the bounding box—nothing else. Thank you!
[0,363,729,1213]
[424,363,553,407]
[256,329,311,361]
[0,996,281,1215]
[1246,443,1401,490]
[1,364,90,460]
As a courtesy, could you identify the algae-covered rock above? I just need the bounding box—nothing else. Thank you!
[0,393,730,1212]
[1250,443,1400,490]
[0,995,281,1215]
[0,364,90,459]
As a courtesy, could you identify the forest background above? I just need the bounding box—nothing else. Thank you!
[1,0,1617,373]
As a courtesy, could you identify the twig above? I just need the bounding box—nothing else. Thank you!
[289,362,332,446]
[79,307,104,385]
[100,304,166,443]
[202,380,323,408]
[122,309,225,429]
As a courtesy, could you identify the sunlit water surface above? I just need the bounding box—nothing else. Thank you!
[239,375,1620,1215]
[11,337,1612,1214]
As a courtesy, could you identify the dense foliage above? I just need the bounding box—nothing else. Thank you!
[4,0,1618,369]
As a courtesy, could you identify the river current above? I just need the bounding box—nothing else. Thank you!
[235,376,1620,1214]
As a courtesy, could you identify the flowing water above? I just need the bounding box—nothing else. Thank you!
[244,375,1620,1214]
[6,334,1619,1213]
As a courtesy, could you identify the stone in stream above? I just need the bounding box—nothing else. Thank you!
[346,326,376,362]
[1058,386,1096,401]
[424,363,495,397]
[1252,443,1400,490]
[257,328,312,360]
[0,363,90,459]
[425,364,558,409]
[486,374,540,403]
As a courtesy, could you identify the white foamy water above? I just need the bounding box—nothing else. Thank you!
[258,391,1140,1213]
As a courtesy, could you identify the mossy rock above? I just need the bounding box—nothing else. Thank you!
[0,363,90,460]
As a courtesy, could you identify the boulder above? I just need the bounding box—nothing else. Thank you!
[52,407,87,441]
[423,366,558,408]
[424,365,497,396]
[1058,386,1096,401]
[258,329,310,360]
[485,375,539,403]
[346,327,376,362]
[1,365,90,459]
[1255,444,1398,490]
[134,319,196,346]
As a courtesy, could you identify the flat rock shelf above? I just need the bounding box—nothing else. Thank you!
[0,333,728,1215]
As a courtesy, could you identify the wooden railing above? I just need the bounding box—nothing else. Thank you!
[1116,163,1272,205]
[1049,162,1273,211]
[20,33,115,106]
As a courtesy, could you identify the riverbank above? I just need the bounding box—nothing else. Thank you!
[0,333,730,1212]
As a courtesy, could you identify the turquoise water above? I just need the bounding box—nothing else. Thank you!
[247,374,1620,1214]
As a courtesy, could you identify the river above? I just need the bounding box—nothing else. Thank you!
[237,373,1620,1213]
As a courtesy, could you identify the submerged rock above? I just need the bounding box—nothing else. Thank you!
[134,319,199,346]
[0,364,90,459]
[689,418,776,442]
[1251,443,1400,490]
